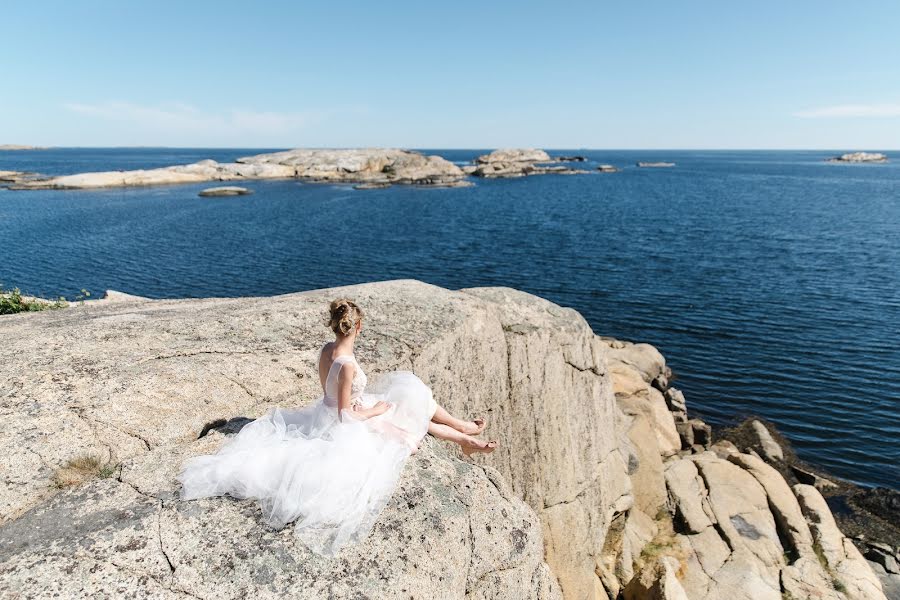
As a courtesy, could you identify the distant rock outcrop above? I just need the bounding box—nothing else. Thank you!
[827,152,888,163]
[0,144,43,151]
[198,186,253,197]
[0,280,888,600]
[470,148,589,178]
[9,149,468,190]
[636,162,675,168]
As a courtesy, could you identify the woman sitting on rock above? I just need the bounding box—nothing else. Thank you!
[178,298,496,555]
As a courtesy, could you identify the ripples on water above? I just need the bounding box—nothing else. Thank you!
[1,148,898,489]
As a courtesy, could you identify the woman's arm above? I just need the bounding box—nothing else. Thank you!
[337,363,389,420]
[336,363,355,420]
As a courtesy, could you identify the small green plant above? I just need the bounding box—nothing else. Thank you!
[832,578,847,594]
[0,286,66,315]
[812,539,829,569]
[51,454,118,489]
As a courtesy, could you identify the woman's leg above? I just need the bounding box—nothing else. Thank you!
[428,422,496,455]
[430,404,485,435]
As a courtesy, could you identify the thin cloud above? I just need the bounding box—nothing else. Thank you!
[794,103,900,118]
[62,101,316,134]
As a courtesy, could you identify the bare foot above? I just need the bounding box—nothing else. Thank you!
[462,440,498,456]
[459,418,486,436]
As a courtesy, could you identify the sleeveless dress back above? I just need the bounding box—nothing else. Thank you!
[178,346,438,555]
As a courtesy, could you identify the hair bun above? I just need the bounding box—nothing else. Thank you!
[326,298,364,337]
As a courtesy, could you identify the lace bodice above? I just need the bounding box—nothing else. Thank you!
[321,349,367,407]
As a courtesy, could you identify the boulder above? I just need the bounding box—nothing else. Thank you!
[791,465,838,491]
[597,165,620,173]
[198,186,253,197]
[618,388,681,457]
[690,420,711,448]
[663,388,687,422]
[602,340,667,383]
[664,458,713,534]
[750,420,784,462]
[622,556,690,600]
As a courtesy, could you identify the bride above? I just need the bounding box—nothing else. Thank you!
[178,298,497,555]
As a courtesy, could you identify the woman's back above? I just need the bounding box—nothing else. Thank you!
[318,343,366,406]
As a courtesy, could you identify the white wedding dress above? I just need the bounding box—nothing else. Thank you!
[178,345,438,555]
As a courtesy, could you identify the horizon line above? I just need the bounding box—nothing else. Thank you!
[3,146,898,152]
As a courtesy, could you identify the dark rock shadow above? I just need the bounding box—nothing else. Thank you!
[198,417,254,438]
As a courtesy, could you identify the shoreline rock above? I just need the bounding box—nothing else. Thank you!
[0,280,891,600]
[827,152,888,163]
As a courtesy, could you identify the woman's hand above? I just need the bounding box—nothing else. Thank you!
[352,401,391,419]
[369,401,391,417]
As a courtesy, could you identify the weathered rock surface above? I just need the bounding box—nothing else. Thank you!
[0,279,887,599]
[0,433,559,600]
[198,186,253,197]
[10,149,468,190]
[827,152,888,163]
[0,280,628,599]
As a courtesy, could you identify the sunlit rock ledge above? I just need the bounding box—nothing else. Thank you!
[0,280,888,599]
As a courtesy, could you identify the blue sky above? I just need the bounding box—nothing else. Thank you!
[2,1,899,149]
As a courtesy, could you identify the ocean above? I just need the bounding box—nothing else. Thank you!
[1,147,898,489]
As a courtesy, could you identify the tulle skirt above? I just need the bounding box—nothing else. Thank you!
[178,371,437,555]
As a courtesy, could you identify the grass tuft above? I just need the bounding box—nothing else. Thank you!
[51,453,118,489]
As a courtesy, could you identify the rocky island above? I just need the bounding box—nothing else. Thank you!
[465,148,591,178]
[0,280,893,599]
[637,162,676,168]
[198,186,253,197]
[826,152,888,163]
[2,148,608,192]
[6,148,469,190]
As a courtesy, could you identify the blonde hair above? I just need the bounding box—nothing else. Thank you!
[327,298,364,336]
